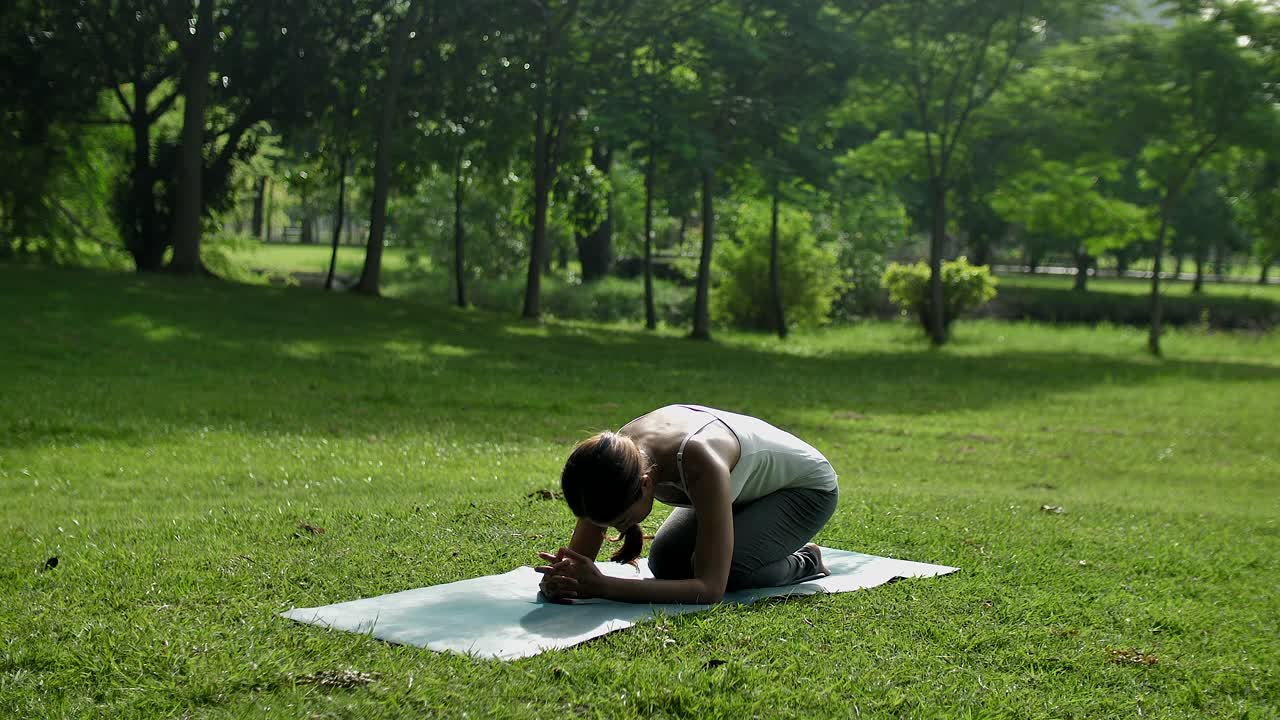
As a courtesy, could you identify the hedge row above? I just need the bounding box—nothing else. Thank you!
[977,285,1280,331]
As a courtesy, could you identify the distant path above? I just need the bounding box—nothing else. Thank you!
[992,264,1278,286]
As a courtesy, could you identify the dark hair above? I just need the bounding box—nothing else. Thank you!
[561,431,646,564]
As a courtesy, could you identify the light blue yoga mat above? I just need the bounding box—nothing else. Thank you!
[281,547,957,660]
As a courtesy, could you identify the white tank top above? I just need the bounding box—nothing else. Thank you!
[672,404,837,505]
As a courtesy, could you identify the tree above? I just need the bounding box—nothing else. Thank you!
[870,0,1108,344]
[1171,170,1240,293]
[509,0,638,319]
[0,1,106,259]
[992,155,1150,292]
[1100,5,1277,353]
[161,0,218,274]
[742,2,876,338]
[74,1,179,271]
[355,0,424,296]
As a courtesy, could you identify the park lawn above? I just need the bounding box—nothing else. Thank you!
[225,242,418,281]
[1,263,1278,719]
[995,272,1280,302]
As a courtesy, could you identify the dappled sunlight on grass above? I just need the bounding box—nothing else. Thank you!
[2,265,1278,718]
[110,313,207,344]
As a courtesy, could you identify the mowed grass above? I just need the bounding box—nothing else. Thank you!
[1,263,1278,719]
[228,242,418,280]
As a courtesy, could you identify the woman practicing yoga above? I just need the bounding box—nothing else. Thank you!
[536,404,839,604]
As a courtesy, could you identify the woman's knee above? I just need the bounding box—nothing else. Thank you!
[647,536,693,580]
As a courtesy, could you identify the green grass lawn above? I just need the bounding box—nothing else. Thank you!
[2,263,1278,719]
[226,242,418,280]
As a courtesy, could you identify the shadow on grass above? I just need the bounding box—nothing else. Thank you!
[3,264,1278,449]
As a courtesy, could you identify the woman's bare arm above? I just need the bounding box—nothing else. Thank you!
[567,516,607,559]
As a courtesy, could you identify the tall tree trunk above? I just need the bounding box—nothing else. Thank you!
[1026,243,1041,274]
[264,178,272,242]
[251,175,266,239]
[355,1,418,296]
[577,143,614,282]
[167,0,216,275]
[1173,253,1184,278]
[970,233,990,267]
[927,179,947,345]
[325,153,348,291]
[453,146,468,308]
[300,181,314,244]
[769,185,787,339]
[1148,208,1172,356]
[642,137,656,330]
[1116,249,1130,277]
[1073,249,1090,292]
[1192,249,1205,294]
[691,166,715,340]
[128,83,164,272]
[1261,261,1271,284]
[522,58,551,319]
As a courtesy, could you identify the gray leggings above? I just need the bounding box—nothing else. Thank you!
[647,487,839,591]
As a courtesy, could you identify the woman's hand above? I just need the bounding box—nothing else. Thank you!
[535,550,577,602]
[535,547,608,601]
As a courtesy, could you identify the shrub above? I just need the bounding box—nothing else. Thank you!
[543,276,691,326]
[980,284,1279,330]
[714,202,844,331]
[462,274,692,326]
[881,257,998,332]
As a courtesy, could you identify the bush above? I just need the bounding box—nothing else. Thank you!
[980,284,1279,330]
[881,257,998,331]
[462,274,692,326]
[714,202,844,331]
[543,276,692,326]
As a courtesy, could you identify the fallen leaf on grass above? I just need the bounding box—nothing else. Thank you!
[295,669,380,688]
[296,522,326,536]
[1106,648,1159,666]
[526,489,562,501]
[1040,505,1066,515]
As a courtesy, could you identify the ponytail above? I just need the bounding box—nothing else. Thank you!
[609,524,645,565]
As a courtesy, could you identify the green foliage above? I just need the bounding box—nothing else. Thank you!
[819,186,911,320]
[991,154,1153,257]
[988,281,1279,330]
[714,201,843,331]
[881,257,998,332]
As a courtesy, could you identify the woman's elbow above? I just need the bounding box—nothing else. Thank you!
[695,579,726,604]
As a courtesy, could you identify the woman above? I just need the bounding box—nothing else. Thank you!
[536,404,839,604]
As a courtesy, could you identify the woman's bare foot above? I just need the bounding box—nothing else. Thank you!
[805,543,830,577]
